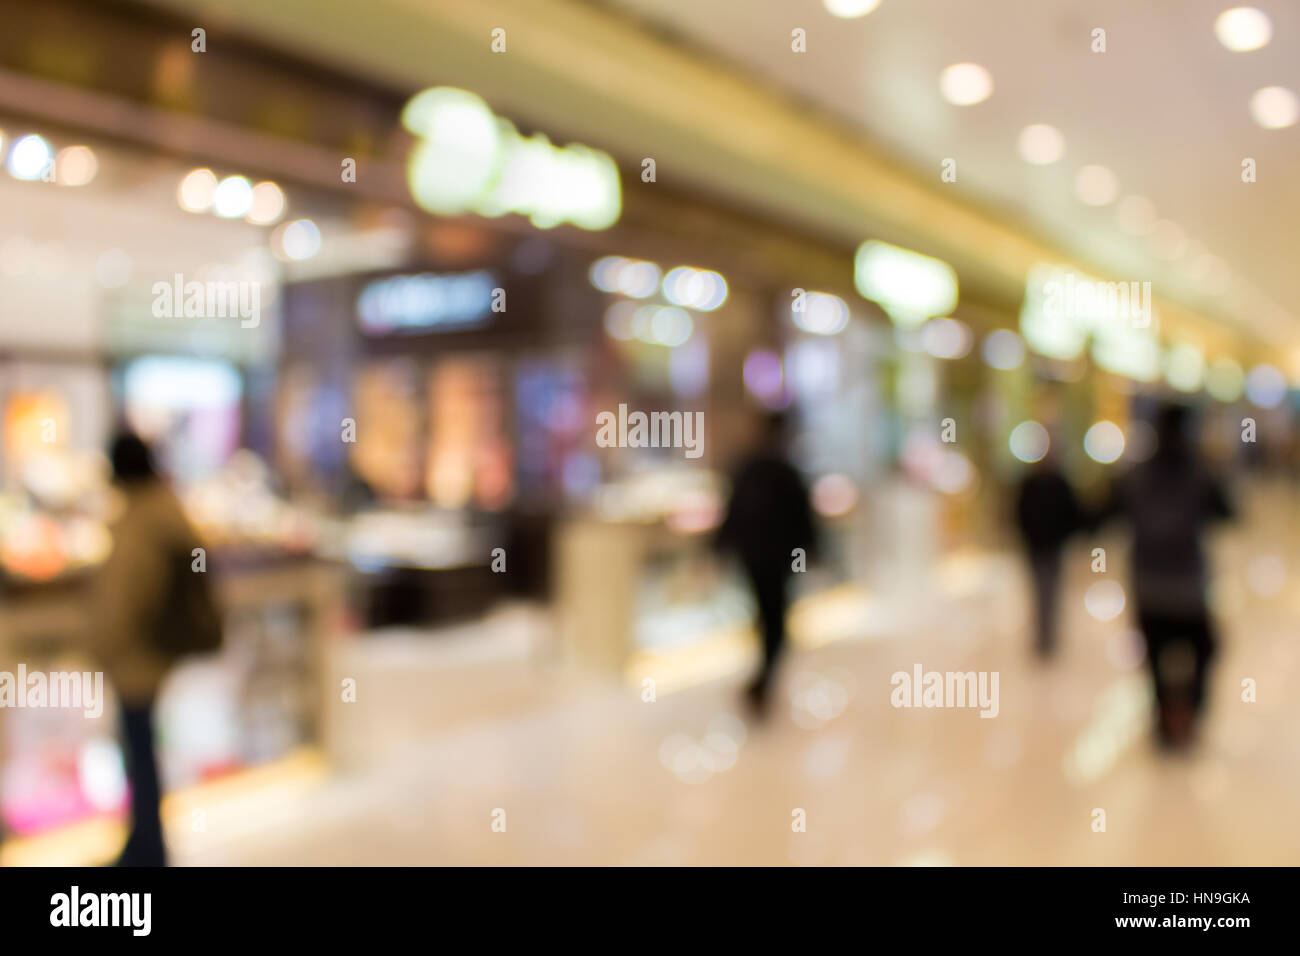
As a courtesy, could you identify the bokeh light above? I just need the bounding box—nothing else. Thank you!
[1009,420,1050,463]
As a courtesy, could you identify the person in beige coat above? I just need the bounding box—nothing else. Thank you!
[88,433,202,866]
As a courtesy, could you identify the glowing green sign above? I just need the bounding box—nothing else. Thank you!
[402,87,621,231]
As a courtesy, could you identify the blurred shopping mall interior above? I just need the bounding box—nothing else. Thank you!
[1,0,1299,865]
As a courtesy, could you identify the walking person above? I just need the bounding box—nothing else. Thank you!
[89,432,222,865]
[715,413,818,717]
[1014,447,1085,659]
[1107,404,1232,749]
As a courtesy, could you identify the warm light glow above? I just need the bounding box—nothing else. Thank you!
[812,474,859,516]
[178,168,218,212]
[1017,124,1064,165]
[247,181,286,224]
[55,146,97,186]
[939,63,993,106]
[1215,7,1272,52]
[1249,86,1299,129]
[1084,581,1126,622]
[823,0,881,18]
[1084,421,1126,464]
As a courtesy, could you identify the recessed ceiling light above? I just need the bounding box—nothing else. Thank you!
[1116,195,1158,235]
[7,134,51,181]
[1074,165,1119,206]
[212,175,254,218]
[939,63,993,106]
[276,219,322,261]
[1214,7,1272,52]
[178,168,218,212]
[1017,124,1064,164]
[1250,86,1299,129]
[247,181,286,225]
[823,0,882,17]
[55,145,97,186]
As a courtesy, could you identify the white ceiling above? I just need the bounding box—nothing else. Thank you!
[603,0,1300,341]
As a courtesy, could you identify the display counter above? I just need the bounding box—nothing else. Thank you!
[0,554,346,837]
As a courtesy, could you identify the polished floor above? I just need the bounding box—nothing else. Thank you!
[13,483,1299,866]
[163,485,1298,866]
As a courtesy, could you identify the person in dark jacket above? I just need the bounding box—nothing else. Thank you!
[1014,447,1085,659]
[1107,404,1232,749]
[715,412,818,716]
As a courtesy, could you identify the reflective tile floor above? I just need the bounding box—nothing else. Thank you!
[175,491,1299,866]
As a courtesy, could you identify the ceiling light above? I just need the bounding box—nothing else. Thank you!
[1250,86,1299,129]
[276,219,322,260]
[939,63,993,106]
[1214,7,1272,52]
[824,0,881,16]
[55,145,97,186]
[246,181,286,224]
[178,168,218,212]
[212,175,254,218]
[1017,124,1064,164]
[7,134,52,181]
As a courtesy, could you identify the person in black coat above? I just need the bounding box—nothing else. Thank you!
[1014,448,1085,659]
[715,412,819,716]
[1105,404,1232,749]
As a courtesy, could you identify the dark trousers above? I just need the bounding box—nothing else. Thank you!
[1137,611,1216,721]
[744,562,790,697]
[116,701,167,867]
[1028,549,1062,657]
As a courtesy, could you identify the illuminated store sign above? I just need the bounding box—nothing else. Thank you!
[854,240,958,327]
[401,87,621,231]
[357,270,499,335]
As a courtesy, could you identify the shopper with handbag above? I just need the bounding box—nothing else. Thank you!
[88,432,223,866]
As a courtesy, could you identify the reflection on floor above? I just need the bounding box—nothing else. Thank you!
[12,490,1300,866]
